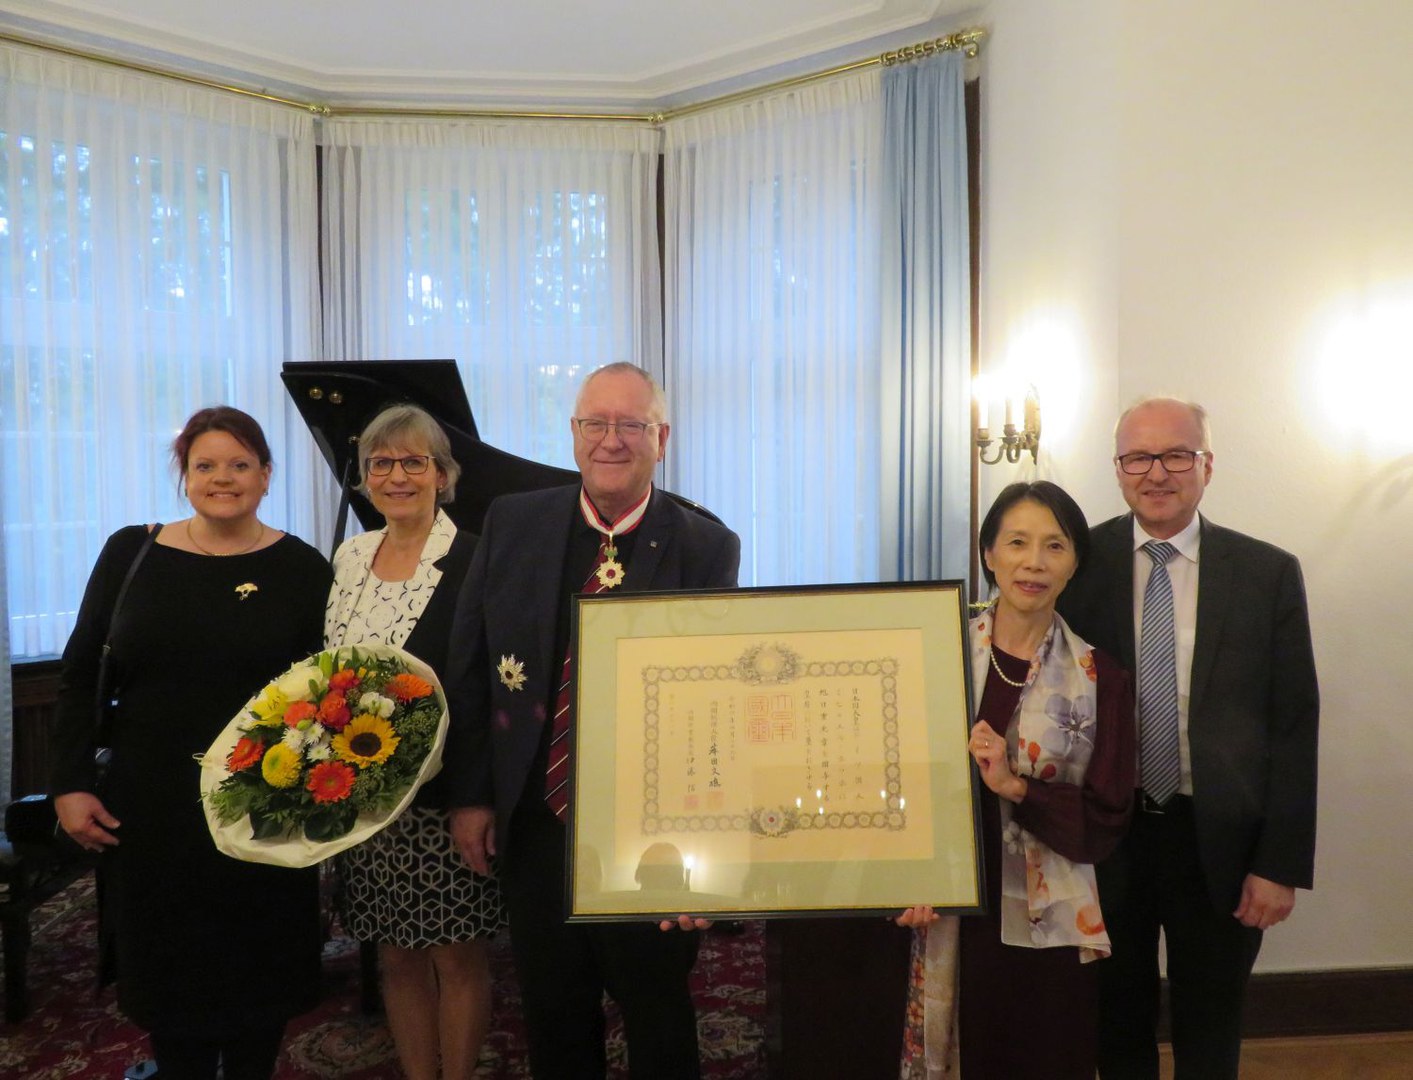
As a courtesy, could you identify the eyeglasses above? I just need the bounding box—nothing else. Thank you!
[365,454,432,476]
[1115,450,1210,475]
[573,418,662,442]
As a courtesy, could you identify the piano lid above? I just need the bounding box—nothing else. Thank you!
[283,358,720,543]
[283,359,578,538]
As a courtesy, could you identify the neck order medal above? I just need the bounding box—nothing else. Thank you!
[596,544,625,589]
[579,487,651,591]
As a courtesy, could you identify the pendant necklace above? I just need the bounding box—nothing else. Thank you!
[187,518,265,557]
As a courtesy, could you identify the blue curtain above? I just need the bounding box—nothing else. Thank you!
[879,51,972,583]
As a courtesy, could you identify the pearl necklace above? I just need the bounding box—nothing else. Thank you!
[186,518,265,557]
[989,645,1028,688]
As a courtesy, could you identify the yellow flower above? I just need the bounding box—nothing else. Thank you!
[261,742,302,788]
[332,714,400,769]
[248,685,289,727]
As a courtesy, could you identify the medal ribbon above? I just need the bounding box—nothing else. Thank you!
[577,486,651,562]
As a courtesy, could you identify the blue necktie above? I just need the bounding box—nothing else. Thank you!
[1138,541,1181,804]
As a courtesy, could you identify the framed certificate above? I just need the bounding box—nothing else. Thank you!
[566,581,982,921]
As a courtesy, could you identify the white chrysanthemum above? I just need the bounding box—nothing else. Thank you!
[307,742,332,762]
[359,691,396,719]
[281,726,310,752]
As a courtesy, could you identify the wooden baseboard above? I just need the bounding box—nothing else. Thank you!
[1243,967,1413,1037]
[1157,967,1413,1039]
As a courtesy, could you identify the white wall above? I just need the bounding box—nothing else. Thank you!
[980,0,1413,972]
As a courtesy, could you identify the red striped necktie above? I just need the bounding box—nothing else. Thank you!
[545,543,613,818]
[544,488,652,819]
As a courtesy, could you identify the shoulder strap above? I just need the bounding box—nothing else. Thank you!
[95,524,163,729]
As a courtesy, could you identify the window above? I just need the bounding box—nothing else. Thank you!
[320,125,659,475]
[1,53,318,658]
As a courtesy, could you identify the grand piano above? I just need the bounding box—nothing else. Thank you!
[284,358,910,1078]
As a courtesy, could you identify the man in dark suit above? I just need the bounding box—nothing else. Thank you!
[1057,397,1318,1080]
[442,362,740,1079]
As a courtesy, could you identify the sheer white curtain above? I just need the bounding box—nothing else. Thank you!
[0,43,320,660]
[320,119,661,471]
[663,73,884,586]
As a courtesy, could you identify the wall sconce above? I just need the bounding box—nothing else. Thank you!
[975,383,1041,465]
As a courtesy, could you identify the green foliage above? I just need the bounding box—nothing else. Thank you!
[304,804,357,843]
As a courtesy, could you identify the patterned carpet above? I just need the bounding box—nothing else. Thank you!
[2,873,767,1079]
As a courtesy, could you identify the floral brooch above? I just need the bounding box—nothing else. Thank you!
[497,654,527,692]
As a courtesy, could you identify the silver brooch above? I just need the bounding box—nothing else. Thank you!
[497,654,527,692]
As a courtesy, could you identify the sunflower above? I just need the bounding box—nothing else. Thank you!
[332,714,400,769]
[261,742,303,788]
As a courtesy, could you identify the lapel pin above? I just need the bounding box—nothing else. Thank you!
[498,654,527,691]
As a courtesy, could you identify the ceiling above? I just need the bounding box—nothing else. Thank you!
[0,0,978,112]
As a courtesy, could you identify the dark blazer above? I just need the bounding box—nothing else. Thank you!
[402,528,477,809]
[1057,513,1319,910]
[401,528,477,681]
[442,484,741,855]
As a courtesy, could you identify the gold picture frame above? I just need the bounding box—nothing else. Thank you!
[566,581,982,921]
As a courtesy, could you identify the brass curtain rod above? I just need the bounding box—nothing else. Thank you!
[0,30,329,114]
[655,29,985,122]
[0,27,984,125]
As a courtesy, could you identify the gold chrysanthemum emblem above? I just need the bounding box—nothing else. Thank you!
[498,655,527,692]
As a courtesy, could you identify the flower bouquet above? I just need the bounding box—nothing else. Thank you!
[200,644,447,868]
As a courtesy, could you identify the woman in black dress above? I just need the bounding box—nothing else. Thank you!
[898,481,1135,1079]
[54,406,331,1080]
[324,404,505,1080]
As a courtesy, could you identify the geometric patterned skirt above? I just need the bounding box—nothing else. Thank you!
[336,807,507,949]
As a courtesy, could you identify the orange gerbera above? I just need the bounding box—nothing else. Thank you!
[317,691,351,731]
[283,700,317,727]
[385,673,433,702]
[227,736,265,772]
[306,760,356,804]
[329,668,360,693]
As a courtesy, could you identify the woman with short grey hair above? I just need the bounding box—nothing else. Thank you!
[325,402,502,1080]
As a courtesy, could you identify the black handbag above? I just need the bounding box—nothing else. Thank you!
[5,793,62,847]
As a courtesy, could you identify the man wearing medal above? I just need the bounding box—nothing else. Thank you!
[444,362,741,1079]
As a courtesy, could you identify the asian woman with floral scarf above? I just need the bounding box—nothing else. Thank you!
[898,481,1136,1079]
